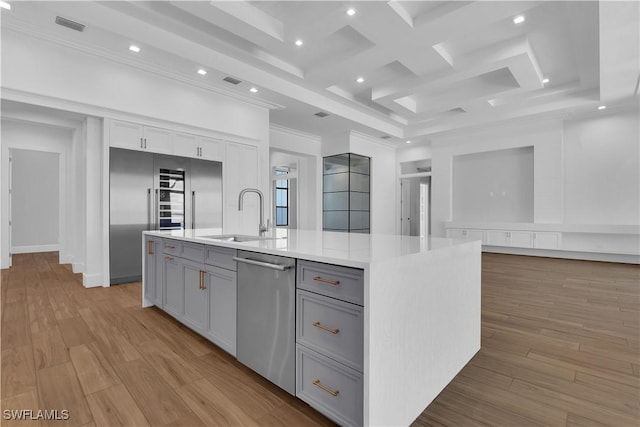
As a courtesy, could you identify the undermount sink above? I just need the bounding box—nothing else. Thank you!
[199,234,279,242]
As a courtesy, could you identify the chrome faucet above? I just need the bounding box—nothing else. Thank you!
[238,188,268,236]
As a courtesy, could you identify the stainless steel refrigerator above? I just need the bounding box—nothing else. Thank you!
[109,148,222,284]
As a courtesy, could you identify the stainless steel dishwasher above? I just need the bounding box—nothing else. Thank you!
[234,250,296,394]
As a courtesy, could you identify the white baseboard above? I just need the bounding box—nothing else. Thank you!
[483,246,640,264]
[11,244,60,254]
[59,253,73,264]
[72,262,84,274]
[82,272,103,288]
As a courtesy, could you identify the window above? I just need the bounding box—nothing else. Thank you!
[275,173,288,227]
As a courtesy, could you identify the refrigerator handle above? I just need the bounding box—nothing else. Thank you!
[191,191,196,230]
[155,189,159,230]
[147,188,152,230]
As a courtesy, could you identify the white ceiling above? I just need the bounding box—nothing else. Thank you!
[2,1,638,144]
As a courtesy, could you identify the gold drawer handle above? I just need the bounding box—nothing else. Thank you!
[165,244,176,249]
[147,240,154,255]
[313,276,340,286]
[313,379,339,396]
[164,256,174,261]
[312,321,339,334]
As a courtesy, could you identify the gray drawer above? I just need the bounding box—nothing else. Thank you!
[204,246,236,271]
[297,290,363,372]
[296,345,363,427]
[297,260,364,306]
[162,239,204,263]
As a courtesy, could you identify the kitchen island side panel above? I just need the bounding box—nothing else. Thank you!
[365,240,481,426]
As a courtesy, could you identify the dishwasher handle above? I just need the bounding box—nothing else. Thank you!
[233,256,291,271]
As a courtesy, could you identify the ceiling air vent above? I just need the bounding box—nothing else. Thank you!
[223,76,242,85]
[314,112,329,118]
[55,16,86,32]
[380,135,391,140]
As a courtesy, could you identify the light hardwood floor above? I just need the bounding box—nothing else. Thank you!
[1,252,638,426]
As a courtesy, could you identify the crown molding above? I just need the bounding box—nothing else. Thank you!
[349,130,399,149]
[269,124,321,143]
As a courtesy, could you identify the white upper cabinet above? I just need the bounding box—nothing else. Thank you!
[173,132,198,158]
[110,120,226,161]
[109,120,172,154]
[110,120,144,151]
[198,136,224,162]
[144,126,173,154]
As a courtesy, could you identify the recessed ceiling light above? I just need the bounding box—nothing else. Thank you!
[406,140,412,144]
[295,39,303,47]
[513,15,525,24]
[598,105,607,110]
[129,45,140,53]
[249,87,258,93]
[356,77,364,83]
[197,69,207,76]
[346,8,356,16]
[542,78,549,84]
[0,1,12,10]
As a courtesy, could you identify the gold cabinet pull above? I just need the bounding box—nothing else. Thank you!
[147,240,154,255]
[312,321,339,334]
[199,271,206,290]
[165,244,176,249]
[164,256,174,261]
[313,379,339,396]
[313,276,340,286]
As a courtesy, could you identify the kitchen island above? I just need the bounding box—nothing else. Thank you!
[142,228,481,426]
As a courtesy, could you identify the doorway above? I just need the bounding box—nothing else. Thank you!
[401,176,431,237]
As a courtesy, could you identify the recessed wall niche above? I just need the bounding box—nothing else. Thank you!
[453,146,534,223]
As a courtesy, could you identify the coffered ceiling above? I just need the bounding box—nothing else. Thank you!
[2,1,638,143]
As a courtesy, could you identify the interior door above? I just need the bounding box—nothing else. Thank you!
[401,179,411,235]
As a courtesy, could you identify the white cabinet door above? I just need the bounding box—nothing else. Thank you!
[533,232,561,249]
[205,265,237,356]
[510,231,533,248]
[198,137,224,162]
[486,230,509,246]
[144,126,173,154]
[110,120,144,150]
[173,132,197,158]
[467,229,485,243]
[446,229,465,239]
[144,237,163,306]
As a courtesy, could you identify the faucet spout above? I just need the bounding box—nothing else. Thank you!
[238,188,268,236]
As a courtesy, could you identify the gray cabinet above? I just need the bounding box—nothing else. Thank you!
[163,254,184,319]
[182,258,208,333]
[296,260,364,427]
[152,237,237,356]
[144,236,163,305]
[204,266,236,355]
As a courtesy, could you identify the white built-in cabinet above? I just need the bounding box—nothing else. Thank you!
[110,121,173,154]
[109,119,224,162]
[447,228,562,250]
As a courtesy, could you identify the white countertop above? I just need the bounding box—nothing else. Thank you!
[143,228,467,269]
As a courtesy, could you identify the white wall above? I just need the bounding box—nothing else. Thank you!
[322,131,397,234]
[452,146,534,223]
[431,118,564,236]
[2,29,271,284]
[10,149,60,252]
[563,109,640,225]
[1,119,76,268]
[270,125,322,230]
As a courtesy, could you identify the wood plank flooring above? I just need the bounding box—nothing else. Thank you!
[1,252,638,426]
